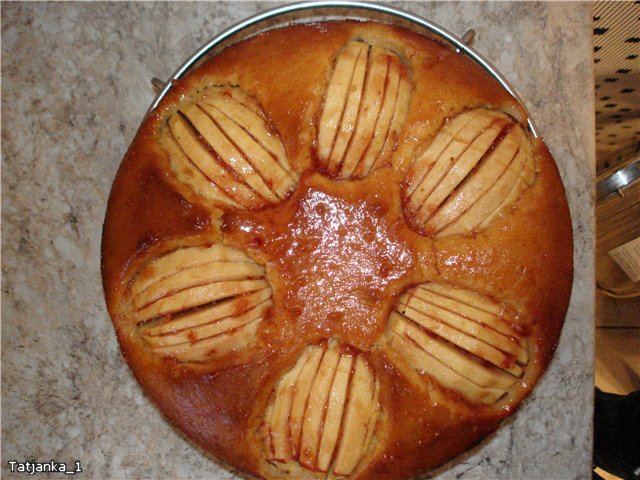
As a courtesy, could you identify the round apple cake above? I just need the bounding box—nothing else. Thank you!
[102,20,573,480]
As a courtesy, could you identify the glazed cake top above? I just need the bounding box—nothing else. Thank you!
[102,20,572,480]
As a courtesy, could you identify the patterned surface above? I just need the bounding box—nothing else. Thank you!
[1,2,594,479]
[593,1,640,172]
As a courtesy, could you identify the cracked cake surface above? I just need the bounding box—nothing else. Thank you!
[102,20,572,480]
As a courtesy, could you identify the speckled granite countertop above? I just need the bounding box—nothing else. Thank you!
[1,2,594,479]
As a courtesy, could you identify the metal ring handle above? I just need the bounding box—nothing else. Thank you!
[596,158,640,199]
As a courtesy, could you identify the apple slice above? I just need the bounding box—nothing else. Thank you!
[318,42,367,165]
[400,292,527,365]
[362,373,381,456]
[169,114,264,209]
[202,89,295,180]
[137,279,268,322]
[478,177,525,231]
[264,401,276,458]
[418,122,505,220]
[392,335,508,405]
[375,71,412,171]
[143,299,271,348]
[424,125,523,234]
[289,345,324,458]
[141,288,272,337]
[375,65,411,170]
[317,354,354,472]
[397,304,523,376]
[388,315,507,404]
[442,145,528,236]
[326,43,369,173]
[263,344,381,475]
[356,55,401,176]
[163,133,239,207]
[340,46,389,178]
[412,286,523,346]
[403,289,526,358]
[153,316,262,362]
[132,245,254,297]
[408,111,497,223]
[405,112,477,193]
[267,347,311,462]
[213,88,290,166]
[520,143,536,187]
[299,345,341,469]
[477,141,536,230]
[133,261,265,311]
[332,356,376,476]
[423,283,502,316]
[400,317,517,390]
[198,102,296,199]
[182,104,278,203]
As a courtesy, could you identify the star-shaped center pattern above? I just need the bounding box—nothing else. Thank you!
[222,170,421,350]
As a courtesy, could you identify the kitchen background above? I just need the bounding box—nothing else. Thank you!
[592,2,639,477]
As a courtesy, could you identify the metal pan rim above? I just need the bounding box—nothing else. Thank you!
[146,0,539,137]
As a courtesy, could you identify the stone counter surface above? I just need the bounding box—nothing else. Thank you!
[1,2,594,479]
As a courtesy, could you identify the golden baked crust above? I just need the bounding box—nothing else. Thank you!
[102,21,573,480]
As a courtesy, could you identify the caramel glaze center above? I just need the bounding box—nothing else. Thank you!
[222,168,429,350]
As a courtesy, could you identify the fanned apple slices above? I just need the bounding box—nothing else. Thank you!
[386,283,528,405]
[404,109,535,238]
[317,41,411,179]
[162,86,298,209]
[264,341,381,478]
[131,244,272,362]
